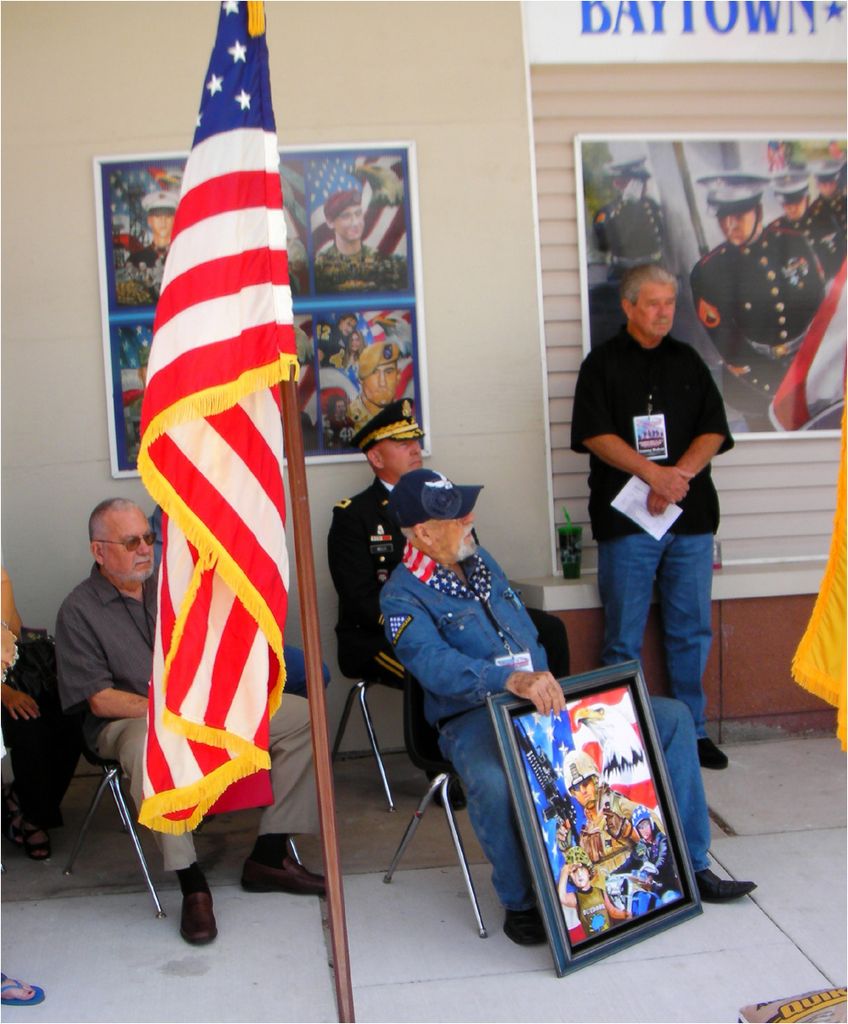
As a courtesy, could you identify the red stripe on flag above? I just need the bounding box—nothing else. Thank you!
[141,323,292,433]
[171,171,283,240]
[154,248,290,333]
[146,431,288,625]
[207,403,287,515]
[205,599,260,730]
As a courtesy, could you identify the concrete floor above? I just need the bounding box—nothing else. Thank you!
[1,737,845,1023]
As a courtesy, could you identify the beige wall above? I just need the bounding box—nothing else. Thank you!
[1,2,550,745]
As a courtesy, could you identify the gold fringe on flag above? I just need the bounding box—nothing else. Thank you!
[791,406,847,750]
[247,1,265,37]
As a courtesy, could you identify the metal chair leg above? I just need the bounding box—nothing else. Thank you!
[286,836,302,866]
[64,767,115,875]
[107,774,166,918]
[331,683,361,761]
[65,764,165,919]
[384,772,487,938]
[356,682,394,812]
[438,777,488,938]
[383,773,444,882]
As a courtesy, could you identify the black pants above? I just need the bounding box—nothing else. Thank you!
[2,689,83,830]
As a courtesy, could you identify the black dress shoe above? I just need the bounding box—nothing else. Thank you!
[503,906,546,946]
[241,855,326,896]
[696,868,757,903]
[180,891,218,945]
[698,737,729,770]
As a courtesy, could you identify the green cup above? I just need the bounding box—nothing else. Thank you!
[558,524,582,580]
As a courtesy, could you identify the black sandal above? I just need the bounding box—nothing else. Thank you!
[1,786,23,846]
[20,822,50,861]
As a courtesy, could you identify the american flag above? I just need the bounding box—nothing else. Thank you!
[137,0,297,834]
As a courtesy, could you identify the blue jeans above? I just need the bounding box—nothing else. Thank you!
[439,697,711,909]
[598,532,714,736]
[651,696,710,872]
[439,707,536,911]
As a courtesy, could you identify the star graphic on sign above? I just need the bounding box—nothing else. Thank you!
[228,39,247,63]
[222,0,240,14]
[826,1,844,19]
[206,74,223,96]
[235,89,251,110]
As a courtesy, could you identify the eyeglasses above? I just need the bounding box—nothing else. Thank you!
[95,532,157,552]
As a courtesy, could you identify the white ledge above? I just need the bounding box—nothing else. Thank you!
[511,560,826,612]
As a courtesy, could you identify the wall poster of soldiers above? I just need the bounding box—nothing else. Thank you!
[95,144,427,476]
[488,662,701,977]
[576,134,846,437]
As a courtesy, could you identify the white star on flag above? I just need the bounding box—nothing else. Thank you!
[228,40,247,62]
[235,89,251,110]
[207,74,223,95]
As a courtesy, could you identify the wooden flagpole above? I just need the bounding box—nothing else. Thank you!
[279,377,356,1023]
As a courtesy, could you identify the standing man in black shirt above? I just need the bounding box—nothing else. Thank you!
[571,265,734,770]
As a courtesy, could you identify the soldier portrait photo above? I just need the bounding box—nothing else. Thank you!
[578,136,846,434]
[308,152,411,295]
[103,161,184,308]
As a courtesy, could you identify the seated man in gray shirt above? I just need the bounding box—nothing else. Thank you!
[56,498,325,946]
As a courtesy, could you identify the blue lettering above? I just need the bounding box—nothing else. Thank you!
[681,0,695,32]
[582,1,612,32]
[791,1,817,34]
[706,1,739,32]
[613,1,647,32]
[745,1,780,31]
[651,1,667,32]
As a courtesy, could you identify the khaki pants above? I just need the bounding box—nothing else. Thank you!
[97,693,318,873]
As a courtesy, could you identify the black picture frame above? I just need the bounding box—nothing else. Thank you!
[488,661,701,976]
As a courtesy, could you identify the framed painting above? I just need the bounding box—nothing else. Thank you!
[488,661,701,976]
[575,134,846,436]
[94,143,428,476]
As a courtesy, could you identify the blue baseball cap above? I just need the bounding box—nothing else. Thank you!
[388,469,483,528]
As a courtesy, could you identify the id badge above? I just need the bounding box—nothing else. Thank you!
[495,650,534,672]
[633,413,668,461]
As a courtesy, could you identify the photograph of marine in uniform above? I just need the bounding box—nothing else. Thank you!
[577,136,846,434]
[307,152,411,295]
[510,685,686,948]
[103,161,184,307]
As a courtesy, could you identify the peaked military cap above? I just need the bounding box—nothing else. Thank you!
[604,157,651,181]
[698,174,770,214]
[141,189,179,214]
[810,157,846,182]
[351,398,424,452]
[772,172,810,202]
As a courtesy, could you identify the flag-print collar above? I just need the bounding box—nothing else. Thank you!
[402,541,491,602]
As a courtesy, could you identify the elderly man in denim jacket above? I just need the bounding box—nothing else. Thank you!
[379,469,755,946]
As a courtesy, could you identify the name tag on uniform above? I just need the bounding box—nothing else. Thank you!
[633,413,668,461]
[495,650,534,672]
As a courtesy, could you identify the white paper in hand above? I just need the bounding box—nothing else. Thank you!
[611,476,682,541]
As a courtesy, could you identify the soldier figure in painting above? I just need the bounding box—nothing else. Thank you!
[690,173,826,431]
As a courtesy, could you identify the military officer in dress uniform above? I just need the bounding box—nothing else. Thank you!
[593,158,664,274]
[809,157,847,238]
[690,173,826,431]
[771,170,845,281]
[328,399,425,688]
